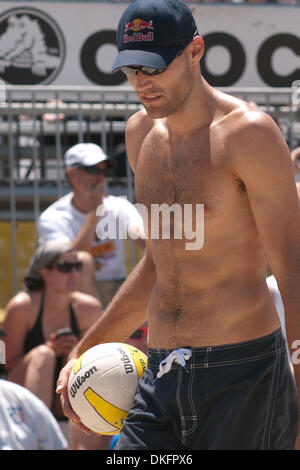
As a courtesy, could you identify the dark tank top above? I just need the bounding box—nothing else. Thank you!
[23,298,80,354]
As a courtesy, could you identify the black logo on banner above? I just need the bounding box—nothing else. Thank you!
[80,30,124,86]
[0,7,65,85]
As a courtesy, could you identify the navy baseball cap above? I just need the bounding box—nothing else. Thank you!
[111,0,198,73]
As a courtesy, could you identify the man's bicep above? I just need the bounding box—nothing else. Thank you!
[232,113,300,278]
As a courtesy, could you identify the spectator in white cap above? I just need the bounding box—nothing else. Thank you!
[38,143,145,308]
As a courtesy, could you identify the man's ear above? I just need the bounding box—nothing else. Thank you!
[66,166,76,187]
[190,35,205,63]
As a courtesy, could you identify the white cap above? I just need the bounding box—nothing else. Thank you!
[64,143,108,167]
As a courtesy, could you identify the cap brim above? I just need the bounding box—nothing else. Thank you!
[83,154,108,166]
[66,154,109,167]
[111,47,180,74]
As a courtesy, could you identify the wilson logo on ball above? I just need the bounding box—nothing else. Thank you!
[69,365,98,399]
[118,346,134,374]
[68,342,148,435]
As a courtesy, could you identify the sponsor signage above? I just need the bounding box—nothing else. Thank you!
[0,6,65,85]
[0,2,298,87]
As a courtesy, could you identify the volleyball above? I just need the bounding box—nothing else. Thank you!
[67,342,148,435]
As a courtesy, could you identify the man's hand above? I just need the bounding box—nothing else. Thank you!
[85,181,107,212]
[56,358,92,434]
[71,180,107,252]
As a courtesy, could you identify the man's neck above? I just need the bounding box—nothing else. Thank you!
[71,193,104,214]
[166,78,217,138]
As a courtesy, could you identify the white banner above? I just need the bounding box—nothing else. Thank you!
[0,2,298,87]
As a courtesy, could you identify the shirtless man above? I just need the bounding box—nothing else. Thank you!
[57,0,300,449]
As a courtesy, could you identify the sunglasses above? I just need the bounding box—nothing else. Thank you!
[121,65,165,77]
[76,164,107,176]
[130,327,148,339]
[53,261,83,274]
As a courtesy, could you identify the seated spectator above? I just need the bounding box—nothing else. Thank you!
[2,241,102,422]
[0,328,67,450]
[0,379,68,450]
[38,142,145,309]
[42,99,66,123]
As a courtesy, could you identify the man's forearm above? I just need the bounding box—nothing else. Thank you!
[72,211,98,251]
[73,252,156,358]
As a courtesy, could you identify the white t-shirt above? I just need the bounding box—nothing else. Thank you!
[0,380,67,450]
[38,193,144,281]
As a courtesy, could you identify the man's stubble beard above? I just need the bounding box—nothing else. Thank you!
[142,74,194,120]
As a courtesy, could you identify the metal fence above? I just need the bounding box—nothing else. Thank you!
[1,85,299,295]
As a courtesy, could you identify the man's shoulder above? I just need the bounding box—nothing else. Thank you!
[125,109,154,167]
[215,93,277,141]
[126,108,153,134]
[39,192,73,219]
[126,109,155,141]
[215,94,291,183]
[229,107,275,135]
[228,106,285,158]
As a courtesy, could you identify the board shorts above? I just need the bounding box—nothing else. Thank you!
[116,328,299,450]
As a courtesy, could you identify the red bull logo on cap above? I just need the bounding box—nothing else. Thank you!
[124,18,154,33]
[123,18,154,44]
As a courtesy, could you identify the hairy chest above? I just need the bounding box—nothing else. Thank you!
[134,129,232,214]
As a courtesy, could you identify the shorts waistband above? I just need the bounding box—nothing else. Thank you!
[147,328,286,369]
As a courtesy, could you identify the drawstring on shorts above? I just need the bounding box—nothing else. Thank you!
[156,348,192,379]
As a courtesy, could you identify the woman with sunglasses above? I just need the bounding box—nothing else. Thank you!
[2,241,102,436]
